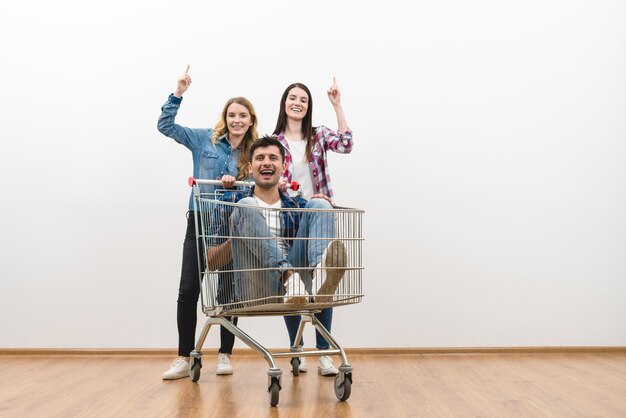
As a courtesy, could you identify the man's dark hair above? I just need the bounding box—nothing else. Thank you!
[249,135,285,163]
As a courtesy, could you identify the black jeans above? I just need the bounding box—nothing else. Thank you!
[177,212,237,356]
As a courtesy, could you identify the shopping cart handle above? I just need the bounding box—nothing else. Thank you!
[188,177,299,191]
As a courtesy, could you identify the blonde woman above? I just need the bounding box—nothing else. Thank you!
[157,66,258,379]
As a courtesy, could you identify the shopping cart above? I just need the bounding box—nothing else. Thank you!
[187,177,364,406]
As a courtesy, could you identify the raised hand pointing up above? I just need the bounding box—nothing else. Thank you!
[326,76,341,106]
[174,65,192,98]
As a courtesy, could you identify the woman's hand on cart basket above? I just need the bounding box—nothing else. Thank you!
[278,178,289,192]
[219,175,236,189]
[311,193,334,207]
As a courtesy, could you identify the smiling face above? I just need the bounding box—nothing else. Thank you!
[248,145,286,190]
[284,87,310,122]
[225,102,254,140]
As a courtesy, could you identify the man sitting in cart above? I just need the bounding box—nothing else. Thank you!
[206,135,346,306]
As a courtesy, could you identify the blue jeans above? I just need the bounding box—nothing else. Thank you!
[230,197,335,349]
[284,308,333,350]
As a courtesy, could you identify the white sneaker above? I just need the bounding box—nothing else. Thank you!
[284,272,309,304]
[299,356,308,372]
[317,355,339,376]
[216,353,233,375]
[313,241,347,302]
[162,357,190,380]
[292,347,308,372]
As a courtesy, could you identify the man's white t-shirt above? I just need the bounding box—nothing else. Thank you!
[253,196,289,258]
[285,136,315,200]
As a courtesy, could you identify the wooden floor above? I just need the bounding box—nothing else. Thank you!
[1,352,625,417]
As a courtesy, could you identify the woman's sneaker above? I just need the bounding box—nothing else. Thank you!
[293,348,308,372]
[299,356,308,372]
[162,357,190,380]
[317,355,339,376]
[216,353,233,375]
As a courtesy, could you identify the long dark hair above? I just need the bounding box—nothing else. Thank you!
[273,83,314,161]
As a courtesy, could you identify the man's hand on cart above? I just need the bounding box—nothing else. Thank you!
[207,238,232,271]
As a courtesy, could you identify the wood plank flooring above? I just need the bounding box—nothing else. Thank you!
[1,352,625,417]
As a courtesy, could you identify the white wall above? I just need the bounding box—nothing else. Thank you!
[1,0,624,349]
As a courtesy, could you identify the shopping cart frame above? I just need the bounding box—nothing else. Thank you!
[187,178,364,406]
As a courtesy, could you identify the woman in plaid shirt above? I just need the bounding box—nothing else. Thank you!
[272,78,353,376]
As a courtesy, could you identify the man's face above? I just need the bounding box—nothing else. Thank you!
[249,145,286,189]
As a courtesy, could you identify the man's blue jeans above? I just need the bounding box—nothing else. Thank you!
[231,197,335,349]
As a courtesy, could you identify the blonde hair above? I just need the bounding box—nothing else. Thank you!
[211,97,259,180]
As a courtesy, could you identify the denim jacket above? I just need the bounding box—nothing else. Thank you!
[157,94,240,210]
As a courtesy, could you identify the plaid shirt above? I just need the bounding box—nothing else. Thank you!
[273,125,353,199]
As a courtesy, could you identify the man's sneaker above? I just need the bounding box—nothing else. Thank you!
[313,240,347,302]
[162,357,190,380]
[284,272,309,304]
[317,355,339,376]
[216,353,233,375]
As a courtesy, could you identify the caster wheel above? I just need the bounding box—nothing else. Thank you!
[268,376,281,406]
[334,372,352,401]
[290,357,300,376]
[190,358,202,382]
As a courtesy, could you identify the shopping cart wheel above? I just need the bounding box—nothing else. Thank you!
[190,358,202,382]
[290,357,300,376]
[268,376,281,406]
[334,372,352,401]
